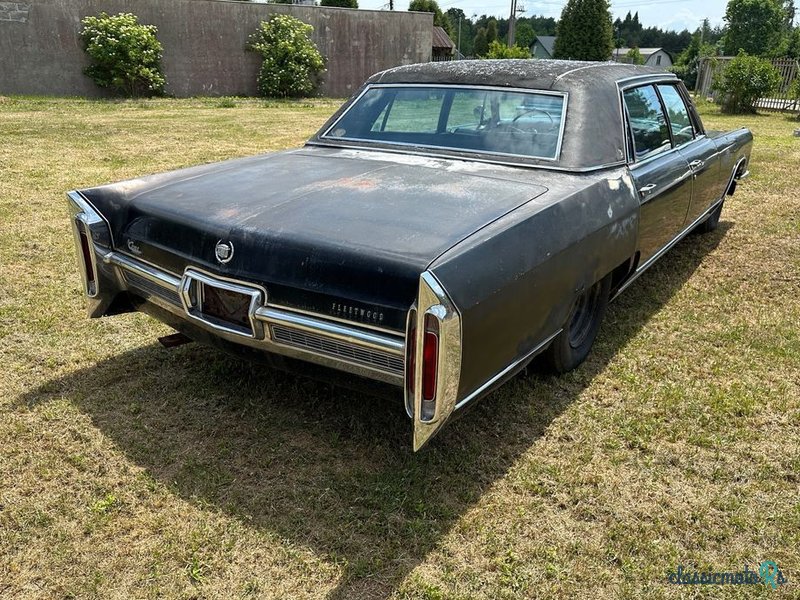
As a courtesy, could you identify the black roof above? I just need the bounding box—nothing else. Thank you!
[364,59,676,169]
[369,59,663,92]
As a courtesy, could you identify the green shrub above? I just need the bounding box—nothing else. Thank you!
[713,51,781,114]
[485,40,532,59]
[625,47,644,65]
[248,15,325,98]
[80,12,165,97]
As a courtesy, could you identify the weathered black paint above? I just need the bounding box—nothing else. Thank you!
[73,60,754,434]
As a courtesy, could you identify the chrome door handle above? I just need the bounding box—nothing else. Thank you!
[639,183,657,195]
[689,159,704,169]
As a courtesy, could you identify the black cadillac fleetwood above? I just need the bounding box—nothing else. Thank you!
[67,60,752,449]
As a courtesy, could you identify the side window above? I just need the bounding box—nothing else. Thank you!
[657,84,694,146]
[623,85,671,160]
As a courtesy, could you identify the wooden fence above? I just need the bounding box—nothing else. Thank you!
[696,56,799,112]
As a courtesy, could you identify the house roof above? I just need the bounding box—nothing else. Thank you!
[533,35,556,55]
[615,47,670,58]
[432,26,455,50]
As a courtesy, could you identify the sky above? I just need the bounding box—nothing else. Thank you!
[357,0,730,33]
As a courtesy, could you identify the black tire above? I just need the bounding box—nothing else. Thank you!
[696,200,723,234]
[541,274,612,374]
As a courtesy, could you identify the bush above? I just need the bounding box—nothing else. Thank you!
[624,47,644,65]
[485,40,532,59]
[248,15,325,98]
[321,0,358,6]
[80,12,165,97]
[713,51,781,114]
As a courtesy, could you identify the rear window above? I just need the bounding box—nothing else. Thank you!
[322,85,567,161]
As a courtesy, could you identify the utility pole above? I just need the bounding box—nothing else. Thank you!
[508,0,517,47]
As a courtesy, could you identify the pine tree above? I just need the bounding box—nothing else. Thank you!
[474,28,489,56]
[553,0,614,60]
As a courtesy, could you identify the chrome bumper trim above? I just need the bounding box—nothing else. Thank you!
[101,250,405,385]
[256,306,404,355]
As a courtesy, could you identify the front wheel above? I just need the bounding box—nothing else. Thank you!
[541,274,611,373]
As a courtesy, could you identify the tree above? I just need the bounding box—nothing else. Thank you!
[486,18,498,44]
[514,21,536,49]
[553,0,613,60]
[485,40,532,58]
[788,27,800,57]
[321,0,358,7]
[722,0,787,56]
[625,47,644,64]
[446,8,474,56]
[408,0,453,37]
[473,28,489,56]
[248,15,325,98]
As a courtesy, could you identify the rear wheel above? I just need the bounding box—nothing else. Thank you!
[541,274,611,373]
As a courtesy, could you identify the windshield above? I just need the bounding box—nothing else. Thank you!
[321,85,567,161]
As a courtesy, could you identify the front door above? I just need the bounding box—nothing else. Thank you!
[623,84,693,265]
[655,83,723,226]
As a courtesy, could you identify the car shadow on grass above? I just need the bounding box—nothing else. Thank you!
[21,223,731,599]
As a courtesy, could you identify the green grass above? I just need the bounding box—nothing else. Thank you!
[1,95,799,599]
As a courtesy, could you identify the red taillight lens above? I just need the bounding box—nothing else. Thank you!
[422,315,439,403]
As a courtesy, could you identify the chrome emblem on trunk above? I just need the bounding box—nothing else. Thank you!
[215,240,234,264]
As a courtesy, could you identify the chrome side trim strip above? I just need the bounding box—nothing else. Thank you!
[256,307,404,355]
[454,329,562,411]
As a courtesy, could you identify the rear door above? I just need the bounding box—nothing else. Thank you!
[623,84,693,264]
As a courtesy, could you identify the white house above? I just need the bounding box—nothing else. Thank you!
[529,36,673,68]
[612,47,673,67]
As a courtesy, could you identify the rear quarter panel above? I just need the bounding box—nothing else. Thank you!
[710,128,754,187]
[429,167,640,399]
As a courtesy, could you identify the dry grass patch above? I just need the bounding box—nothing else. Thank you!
[1,96,798,599]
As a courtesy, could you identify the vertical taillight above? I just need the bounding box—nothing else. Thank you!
[77,220,96,295]
[421,314,439,420]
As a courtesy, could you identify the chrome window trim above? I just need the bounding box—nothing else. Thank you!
[619,79,705,167]
[320,83,569,163]
[306,140,626,174]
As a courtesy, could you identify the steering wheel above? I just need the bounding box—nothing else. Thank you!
[511,107,556,132]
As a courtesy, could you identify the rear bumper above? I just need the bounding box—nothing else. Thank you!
[67,192,406,387]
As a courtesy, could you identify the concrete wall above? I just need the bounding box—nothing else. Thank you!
[0,0,432,98]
